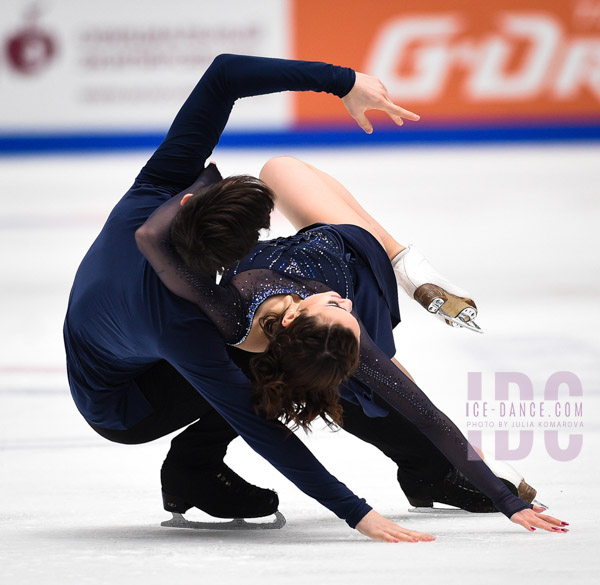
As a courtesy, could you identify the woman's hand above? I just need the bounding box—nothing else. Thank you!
[510,505,569,533]
[355,509,435,543]
[342,72,420,134]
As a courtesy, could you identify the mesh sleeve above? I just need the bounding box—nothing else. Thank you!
[352,324,530,518]
[135,191,245,344]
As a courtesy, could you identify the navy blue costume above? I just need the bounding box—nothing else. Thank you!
[65,54,372,528]
[64,54,529,527]
[140,186,529,519]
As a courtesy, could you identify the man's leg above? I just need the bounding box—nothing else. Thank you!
[339,395,452,503]
[91,360,234,447]
[91,361,278,519]
[228,347,525,512]
[227,347,452,504]
[341,395,535,512]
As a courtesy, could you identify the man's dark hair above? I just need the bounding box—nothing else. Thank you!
[170,175,275,275]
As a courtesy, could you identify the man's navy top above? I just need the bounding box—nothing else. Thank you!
[63,54,374,528]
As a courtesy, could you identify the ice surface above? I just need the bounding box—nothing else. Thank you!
[1,144,598,584]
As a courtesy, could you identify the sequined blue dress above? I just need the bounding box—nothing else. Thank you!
[139,175,529,519]
[65,53,528,527]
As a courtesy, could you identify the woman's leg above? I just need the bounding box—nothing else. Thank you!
[260,156,482,332]
[260,156,404,260]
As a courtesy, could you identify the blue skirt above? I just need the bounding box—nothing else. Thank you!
[303,223,400,418]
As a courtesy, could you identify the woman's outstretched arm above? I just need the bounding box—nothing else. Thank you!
[352,325,568,533]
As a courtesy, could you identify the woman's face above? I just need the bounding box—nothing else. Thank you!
[294,292,360,340]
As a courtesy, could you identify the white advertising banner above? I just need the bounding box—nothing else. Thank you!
[0,0,291,132]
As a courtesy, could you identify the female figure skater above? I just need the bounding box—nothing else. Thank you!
[136,114,567,539]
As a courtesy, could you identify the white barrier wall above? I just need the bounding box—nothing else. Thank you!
[2,0,599,150]
[1,0,291,132]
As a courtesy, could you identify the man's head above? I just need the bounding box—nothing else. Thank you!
[171,175,275,275]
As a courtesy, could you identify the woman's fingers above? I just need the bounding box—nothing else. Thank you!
[534,512,564,526]
[510,509,569,533]
[534,513,569,533]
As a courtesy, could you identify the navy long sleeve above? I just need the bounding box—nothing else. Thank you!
[124,53,529,524]
[352,327,529,518]
[64,54,371,528]
[138,197,529,519]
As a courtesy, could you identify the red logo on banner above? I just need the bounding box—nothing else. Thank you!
[5,5,57,75]
[293,0,600,124]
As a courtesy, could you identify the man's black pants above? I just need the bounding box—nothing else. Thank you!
[91,356,451,489]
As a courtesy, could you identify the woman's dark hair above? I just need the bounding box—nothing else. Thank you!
[170,175,275,275]
[250,311,360,432]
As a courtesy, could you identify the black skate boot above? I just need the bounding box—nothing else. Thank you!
[161,461,279,519]
[398,467,518,513]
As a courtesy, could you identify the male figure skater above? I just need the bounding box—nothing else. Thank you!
[64,54,516,540]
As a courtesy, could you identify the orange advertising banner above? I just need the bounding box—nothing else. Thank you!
[293,0,600,126]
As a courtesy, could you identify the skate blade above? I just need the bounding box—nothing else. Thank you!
[161,510,286,531]
[417,287,483,334]
[408,506,476,515]
[438,307,483,334]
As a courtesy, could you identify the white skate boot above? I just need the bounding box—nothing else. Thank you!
[392,245,482,333]
[480,453,544,508]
